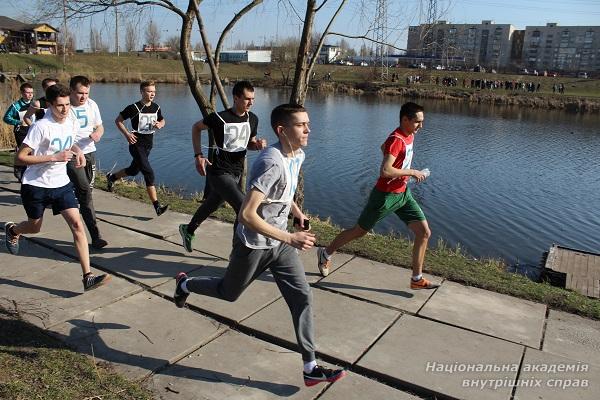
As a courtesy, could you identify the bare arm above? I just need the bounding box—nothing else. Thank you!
[238,189,316,250]
[16,144,73,166]
[379,153,425,182]
[115,114,136,144]
[247,135,267,151]
[192,119,211,176]
[89,124,104,142]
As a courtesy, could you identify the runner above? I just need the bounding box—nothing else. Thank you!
[106,80,169,216]
[23,77,59,125]
[3,82,34,182]
[67,76,107,249]
[3,83,111,291]
[178,80,266,252]
[316,102,438,290]
[173,104,347,387]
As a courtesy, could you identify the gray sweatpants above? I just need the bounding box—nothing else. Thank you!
[186,235,316,362]
[67,152,101,241]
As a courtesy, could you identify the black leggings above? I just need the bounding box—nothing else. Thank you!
[125,141,155,186]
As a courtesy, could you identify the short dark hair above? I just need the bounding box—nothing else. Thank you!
[20,82,33,92]
[140,80,155,91]
[399,102,424,121]
[46,83,71,104]
[232,80,254,97]
[41,78,58,89]
[69,75,90,89]
[270,103,307,133]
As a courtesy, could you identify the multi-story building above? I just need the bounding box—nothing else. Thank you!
[522,23,600,73]
[407,20,516,69]
[0,16,58,55]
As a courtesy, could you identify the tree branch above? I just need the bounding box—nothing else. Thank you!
[328,31,407,52]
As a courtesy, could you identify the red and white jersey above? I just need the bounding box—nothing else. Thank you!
[375,127,414,193]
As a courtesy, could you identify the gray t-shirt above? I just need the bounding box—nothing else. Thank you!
[237,143,305,249]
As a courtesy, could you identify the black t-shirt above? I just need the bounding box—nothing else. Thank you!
[204,109,258,175]
[35,97,47,120]
[120,101,164,144]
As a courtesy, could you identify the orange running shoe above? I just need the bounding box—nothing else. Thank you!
[410,277,440,290]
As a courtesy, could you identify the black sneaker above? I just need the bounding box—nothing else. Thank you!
[83,273,111,291]
[179,224,194,253]
[174,272,189,308]
[155,203,169,216]
[303,365,347,387]
[91,238,108,250]
[106,173,115,192]
[4,222,19,255]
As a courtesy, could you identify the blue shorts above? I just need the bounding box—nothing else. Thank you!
[20,183,79,219]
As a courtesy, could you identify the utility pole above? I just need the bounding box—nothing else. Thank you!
[374,0,388,81]
[114,0,120,56]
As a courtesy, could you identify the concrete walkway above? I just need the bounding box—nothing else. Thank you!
[1,164,599,400]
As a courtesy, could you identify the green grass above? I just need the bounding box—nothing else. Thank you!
[0,305,153,400]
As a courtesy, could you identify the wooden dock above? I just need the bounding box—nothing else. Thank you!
[544,245,600,298]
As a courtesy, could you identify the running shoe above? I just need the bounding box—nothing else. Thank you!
[83,273,111,291]
[106,173,115,192]
[174,272,189,308]
[91,238,108,250]
[4,222,19,255]
[303,365,347,387]
[410,277,440,290]
[155,203,169,216]
[179,224,194,253]
[317,247,331,277]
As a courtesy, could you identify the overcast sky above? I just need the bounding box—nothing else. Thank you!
[1,0,599,52]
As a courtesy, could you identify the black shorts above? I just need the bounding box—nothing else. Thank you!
[20,183,79,219]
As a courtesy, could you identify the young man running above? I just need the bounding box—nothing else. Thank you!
[173,104,346,387]
[107,80,168,216]
[3,84,111,291]
[66,76,107,249]
[3,82,34,182]
[317,102,438,290]
[179,80,266,252]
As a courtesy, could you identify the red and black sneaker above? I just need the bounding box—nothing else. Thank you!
[174,272,189,308]
[303,365,347,387]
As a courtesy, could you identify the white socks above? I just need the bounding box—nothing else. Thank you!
[304,360,317,373]
[412,274,423,282]
[181,279,190,294]
[322,248,332,260]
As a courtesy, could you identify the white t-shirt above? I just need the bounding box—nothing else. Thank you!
[71,98,102,154]
[21,112,78,188]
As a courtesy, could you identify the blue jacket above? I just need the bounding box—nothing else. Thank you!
[3,98,31,127]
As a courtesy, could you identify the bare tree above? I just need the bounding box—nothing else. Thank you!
[125,20,137,52]
[165,35,179,52]
[145,19,161,49]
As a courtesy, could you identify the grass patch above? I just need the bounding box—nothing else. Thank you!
[0,303,152,400]
[90,171,600,321]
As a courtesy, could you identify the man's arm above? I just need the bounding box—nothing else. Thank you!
[379,153,425,182]
[16,144,73,166]
[70,143,86,168]
[192,119,211,176]
[23,100,41,126]
[115,114,136,144]
[238,188,316,250]
[247,136,267,151]
[3,103,20,126]
[89,124,104,142]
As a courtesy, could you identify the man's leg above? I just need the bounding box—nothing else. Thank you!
[61,207,111,290]
[270,243,347,386]
[408,219,431,277]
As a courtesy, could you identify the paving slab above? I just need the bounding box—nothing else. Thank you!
[513,348,600,400]
[357,314,523,400]
[419,281,546,347]
[295,246,354,284]
[316,256,440,313]
[543,310,600,367]
[0,238,71,276]
[319,371,422,400]
[0,165,21,192]
[242,287,401,364]
[0,190,25,221]
[154,260,283,323]
[147,329,326,400]
[92,189,190,239]
[164,217,236,260]
[49,290,225,379]
[0,259,139,329]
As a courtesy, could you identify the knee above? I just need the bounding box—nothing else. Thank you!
[70,219,85,233]
[352,225,369,239]
[418,226,432,241]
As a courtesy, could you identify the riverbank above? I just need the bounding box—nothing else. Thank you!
[3,53,600,113]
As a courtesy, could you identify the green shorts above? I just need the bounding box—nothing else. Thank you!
[357,187,426,231]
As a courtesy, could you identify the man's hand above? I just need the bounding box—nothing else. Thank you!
[288,231,316,250]
[411,169,427,183]
[256,137,267,150]
[195,156,212,176]
[53,149,74,162]
[75,151,86,168]
[89,131,102,142]
[126,132,137,144]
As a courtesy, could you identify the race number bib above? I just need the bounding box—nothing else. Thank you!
[137,112,158,134]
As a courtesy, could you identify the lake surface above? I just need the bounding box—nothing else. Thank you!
[89,83,600,265]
